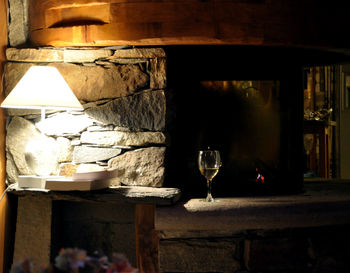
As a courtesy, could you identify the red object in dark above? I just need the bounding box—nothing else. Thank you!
[256,168,265,184]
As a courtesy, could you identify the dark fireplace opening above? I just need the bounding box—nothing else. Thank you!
[196,80,282,189]
[164,46,305,197]
[50,201,137,266]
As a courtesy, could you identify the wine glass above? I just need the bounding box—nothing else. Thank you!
[198,149,221,202]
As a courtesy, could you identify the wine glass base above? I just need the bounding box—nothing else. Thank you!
[206,197,214,202]
[199,198,220,203]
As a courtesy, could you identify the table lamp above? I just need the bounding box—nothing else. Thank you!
[1,65,84,188]
[1,65,83,120]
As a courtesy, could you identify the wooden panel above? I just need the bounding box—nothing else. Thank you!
[215,3,265,42]
[45,3,110,28]
[30,22,219,47]
[30,26,88,47]
[39,0,109,9]
[90,22,217,41]
[28,0,46,31]
[28,0,350,51]
[29,0,110,30]
[110,2,213,23]
[135,204,160,273]
[111,0,203,2]
[0,0,8,272]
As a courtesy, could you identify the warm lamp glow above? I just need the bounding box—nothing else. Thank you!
[1,66,83,111]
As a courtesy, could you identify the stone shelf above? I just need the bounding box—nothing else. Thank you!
[156,181,350,233]
[9,184,181,206]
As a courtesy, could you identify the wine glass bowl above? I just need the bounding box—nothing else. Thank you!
[198,149,221,202]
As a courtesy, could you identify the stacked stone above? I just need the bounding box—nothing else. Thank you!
[4,47,167,187]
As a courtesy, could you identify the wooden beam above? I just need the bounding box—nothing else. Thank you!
[135,204,160,273]
[28,0,350,52]
[0,0,8,272]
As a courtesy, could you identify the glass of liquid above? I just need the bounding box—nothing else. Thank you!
[198,149,221,202]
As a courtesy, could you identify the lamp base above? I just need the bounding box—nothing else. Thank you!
[18,175,60,189]
[17,175,111,191]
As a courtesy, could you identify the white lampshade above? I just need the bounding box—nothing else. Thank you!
[1,66,83,111]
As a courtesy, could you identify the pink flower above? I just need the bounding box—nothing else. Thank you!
[108,254,138,273]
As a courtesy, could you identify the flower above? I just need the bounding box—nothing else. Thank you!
[108,253,138,273]
[10,249,138,273]
[55,248,87,273]
[10,259,33,273]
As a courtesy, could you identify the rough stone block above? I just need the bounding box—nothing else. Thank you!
[108,147,166,187]
[85,90,166,131]
[63,49,114,63]
[159,239,240,273]
[6,48,115,63]
[6,48,64,62]
[4,62,149,102]
[108,58,148,65]
[80,131,166,147]
[6,117,59,179]
[87,124,115,132]
[73,146,122,163]
[56,137,73,163]
[150,58,166,89]
[57,63,149,102]
[244,237,309,273]
[8,0,28,46]
[110,48,166,59]
[35,112,95,137]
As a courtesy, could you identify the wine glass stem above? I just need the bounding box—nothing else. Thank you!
[206,179,214,202]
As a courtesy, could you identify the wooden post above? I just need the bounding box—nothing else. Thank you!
[135,204,160,273]
[0,0,8,272]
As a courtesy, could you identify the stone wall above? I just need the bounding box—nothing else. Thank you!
[158,225,350,273]
[4,47,167,187]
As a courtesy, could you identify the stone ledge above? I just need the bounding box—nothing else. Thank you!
[156,181,350,232]
[110,48,166,59]
[6,47,166,63]
[6,48,113,62]
[9,184,181,206]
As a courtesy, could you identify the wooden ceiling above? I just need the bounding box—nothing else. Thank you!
[29,0,350,55]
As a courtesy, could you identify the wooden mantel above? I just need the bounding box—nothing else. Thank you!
[28,0,350,53]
